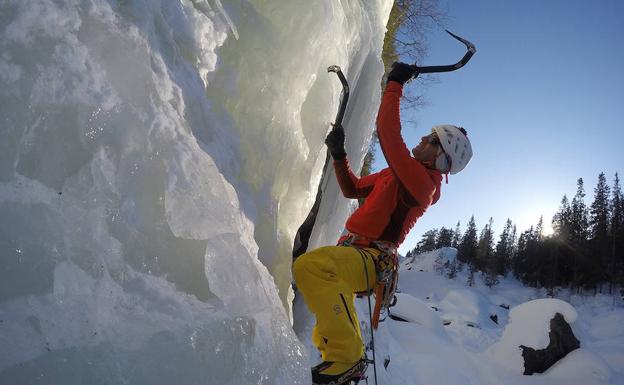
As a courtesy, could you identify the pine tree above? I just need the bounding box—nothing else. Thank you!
[514,226,541,285]
[552,195,572,240]
[514,228,528,281]
[589,172,611,291]
[532,216,547,286]
[535,216,544,242]
[570,178,590,289]
[452,221,462,249]
[510,224,518,265]
[571,178,590,244]
[589,173,610,241]
[476,218,495,271]
[494,219,514,276]
[540,237,559,296]
[478,218,498,287]
[436,227,454,248]
[551,195,575,287]
[610,173,624,293]
[416,229,439,253]
[529,216,557,289]
[458,216,478,266]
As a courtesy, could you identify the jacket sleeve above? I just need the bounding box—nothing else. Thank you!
[333,158,378,199]
[376,81,436,206]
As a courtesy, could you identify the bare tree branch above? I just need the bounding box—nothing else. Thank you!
[361,0,447,175]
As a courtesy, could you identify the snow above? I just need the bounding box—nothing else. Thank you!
[294,248,624,385]
[390,293,445,335]
[297,247,624,385]
[546,349,612,384]
[362,249,624,385]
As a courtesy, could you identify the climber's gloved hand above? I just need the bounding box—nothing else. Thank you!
[387,61,418,85]
[325,124,347,160]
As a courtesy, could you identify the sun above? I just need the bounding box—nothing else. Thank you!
[513,204,557,237]
[542,222,554,237]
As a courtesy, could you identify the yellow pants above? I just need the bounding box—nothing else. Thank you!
[293,245,380,364]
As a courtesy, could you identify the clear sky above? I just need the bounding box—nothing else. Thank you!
[371,0,624,255]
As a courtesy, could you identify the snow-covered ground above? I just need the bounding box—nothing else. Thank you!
[296,248,624,385]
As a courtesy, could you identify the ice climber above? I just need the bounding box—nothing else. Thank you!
[292,62,473,385]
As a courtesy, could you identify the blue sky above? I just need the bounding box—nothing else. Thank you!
[371,0,624,254]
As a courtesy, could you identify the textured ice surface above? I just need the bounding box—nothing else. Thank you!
[0,0,391,383]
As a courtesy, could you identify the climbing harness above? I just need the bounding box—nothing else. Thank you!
[340,234,399,330]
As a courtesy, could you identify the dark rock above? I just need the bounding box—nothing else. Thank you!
[520,312,580,375]
[388,313,408,322]
[490,314,498,324]
[500,304,510,310]
[384,358,390,369]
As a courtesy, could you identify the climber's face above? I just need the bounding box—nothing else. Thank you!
[412,132,442,163]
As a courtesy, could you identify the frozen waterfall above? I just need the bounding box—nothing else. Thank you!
[0,0,392,384]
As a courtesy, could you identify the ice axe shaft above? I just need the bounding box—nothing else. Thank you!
[415,29,476,74]
[327,65,349,128]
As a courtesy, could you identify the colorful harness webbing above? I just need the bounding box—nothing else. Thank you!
[338,233,399,329]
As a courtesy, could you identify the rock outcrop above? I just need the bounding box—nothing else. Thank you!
[520,312,580,375]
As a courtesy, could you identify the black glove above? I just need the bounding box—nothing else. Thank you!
[325,125,347,160]
[387,61,418,85]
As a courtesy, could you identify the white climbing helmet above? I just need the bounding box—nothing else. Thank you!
[432,125,473,175]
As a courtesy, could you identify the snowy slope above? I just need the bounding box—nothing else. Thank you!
[297,248,624,385]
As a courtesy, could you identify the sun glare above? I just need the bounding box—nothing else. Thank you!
[513,204,556,238]
[542,222,554,237]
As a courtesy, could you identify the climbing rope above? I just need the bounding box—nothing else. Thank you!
[355,247,378,385]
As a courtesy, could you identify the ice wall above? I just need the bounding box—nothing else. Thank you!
[0,0,391,384]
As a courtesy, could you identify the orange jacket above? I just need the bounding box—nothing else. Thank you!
[334,81,442,245]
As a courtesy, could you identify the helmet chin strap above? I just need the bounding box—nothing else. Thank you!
[434,149,452,184]
[435,149,451,172]
[416,147,451,183]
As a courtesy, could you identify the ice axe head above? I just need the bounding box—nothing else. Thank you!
[415,30,476,74]
[445,29,476,54]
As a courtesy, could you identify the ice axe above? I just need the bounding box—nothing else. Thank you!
[290,65,349,260]
[326,65,349,130]
[414,29,476,74]
[326,30,476,123]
